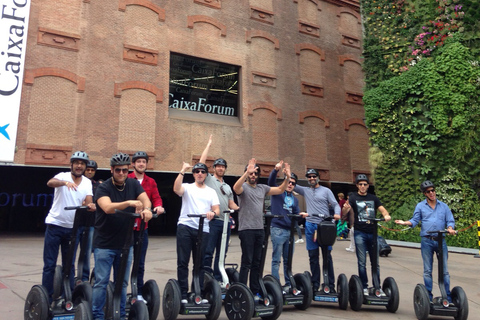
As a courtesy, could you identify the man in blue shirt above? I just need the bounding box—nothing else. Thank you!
[395,180,456,302]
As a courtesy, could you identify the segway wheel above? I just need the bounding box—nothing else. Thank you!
[75,300,93,320]
[128,300,149,320]
[383,276,399,313]
[72,281,93,305]
[224,283,254,320]
[204,271,215,286]
[53,265,63,300]
[226,267,240,284]
[348,275,363,311]
[163,279,181,320]
[261,280,283,320]
[413,284,430,320]
[142,280,160,320]
[204,278,222,320]
[337,273,349,310]
[24,285,50,320]
[263,274,281,288]
[293,273,312,310]
[452,286,469,320]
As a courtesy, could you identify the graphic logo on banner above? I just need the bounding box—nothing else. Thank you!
[0,0,31,162]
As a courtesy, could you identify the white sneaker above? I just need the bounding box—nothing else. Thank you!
[201,299,209,304]
[377,289,387,297]
[137,295,147,304]
[181,299,188,304]
[363,288,369,296]
[346,247,355,252]
[295,239,304,244]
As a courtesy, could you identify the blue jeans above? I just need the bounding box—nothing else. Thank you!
[354,229,380,289]
[92,247,133,320]
[203,218,231,282]
[271,227,292,285]
[238,229,264,294]
[42,224,75,302]
[421,236,451,301]
[76,226,94,282]
[177,224,208,299]
[305,221,334,290]
[133,229,149,295]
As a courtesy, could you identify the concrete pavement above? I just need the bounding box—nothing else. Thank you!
[1,234,479,319]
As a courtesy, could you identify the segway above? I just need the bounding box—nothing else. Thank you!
[24,206,93,320]
[413,230,468,320]
[308,213,348,310]
[263,214,312,310]
[162,214,222,320]
[349,217,399,313]
[224,214,284,320]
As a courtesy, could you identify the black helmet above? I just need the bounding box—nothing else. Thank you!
[132,151,149,163]
[420,180,435,192]
[290,172,298,182]
[213,158,227,168]
[305,168,319,177]
[110,153,130,166]
[70,151,89,163]
[244,164,261,175]
[86,160,98,170]
[355,174,369,184]
[192,162,208,172]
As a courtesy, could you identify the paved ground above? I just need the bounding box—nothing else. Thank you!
[1,234,479,319]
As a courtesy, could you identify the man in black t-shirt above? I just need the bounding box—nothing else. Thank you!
[92,153,152,320]
[342,174,391,297]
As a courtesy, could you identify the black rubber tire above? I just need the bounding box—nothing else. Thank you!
[24,285,50,320]
[75,300,93,320]
[226,268,240,284]
[261,280,283,320]
[204,278,222,320]
[224,283,254,320]
[337,273,349,310]
[162,279,181,320]
[53,265,63,300]
[128,301,149,320]
[142,279,160,320]
[293,273,312,310]
[204,271,215,286]
[452,286,469,320]
[263,274,281,288]
[348,275,363,311]
[383,276,399,313]
[72,281,93,305]
[413,283,430,320]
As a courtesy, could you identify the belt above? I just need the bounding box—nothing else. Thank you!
[424,236,439,241]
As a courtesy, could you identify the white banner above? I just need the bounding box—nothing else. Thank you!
[0,0,31,162]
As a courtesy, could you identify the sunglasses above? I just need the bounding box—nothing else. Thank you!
[425,189,436,194]
[358,183,368,186]
[250,171,259,176]
[194,170,206,174]
[307,175,317,179]
[288,181,296,186]
[114,168,129,174]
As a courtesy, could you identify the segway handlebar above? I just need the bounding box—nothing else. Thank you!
[264,213,284,218]
[64,206,89,210]
[366,217,385,222]
[310,213,334,220]
[114,208,159,219]
[427,229,458,235]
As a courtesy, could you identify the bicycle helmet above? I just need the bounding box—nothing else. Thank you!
[213,158,227,168]
[86,160,98,170]
[355,174,369,184]
[305,168,319,177]
[290,172,298,182]
[70,151,89,163]
[420,180,435,192]
[192,162,208,172]
[132,151,149,163]
[110,153,130,166]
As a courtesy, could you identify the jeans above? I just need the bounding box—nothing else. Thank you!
[354,229,380,289]
[305,221,335,290]
[203,218,231,282]
[177,224,208,299]
[295,220,303,240]
[421,236,451,301]
[76,226,94,282]
[133,228,149,295]
[92,247,133,320]
[42,224,75,302]
[238,229,264,294]
[271,227,292,285]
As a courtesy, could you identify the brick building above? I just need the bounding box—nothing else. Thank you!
[1,0,370,233]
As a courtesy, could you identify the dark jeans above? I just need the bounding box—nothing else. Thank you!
[203,218,231,281]
[177,224,208,299]
[308,247,335,290]
[354,229,380,289]
[238,229,264,294]
[133,228,149,295]
[42,224,75,302]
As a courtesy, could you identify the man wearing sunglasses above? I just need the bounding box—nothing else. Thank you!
[294,168,340,294]
[92,153,152,320]
[199,135,240,282]
[174,161,220,304]
[395,180,456,302]
[342,174,390,297]
[233,158,291,299]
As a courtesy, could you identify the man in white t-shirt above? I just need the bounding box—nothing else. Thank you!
[173,162,220,304]
[42,151,95,302]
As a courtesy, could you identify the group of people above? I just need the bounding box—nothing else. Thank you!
[41,137,458,320]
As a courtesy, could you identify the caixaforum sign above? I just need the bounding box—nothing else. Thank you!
[0,0,31,162]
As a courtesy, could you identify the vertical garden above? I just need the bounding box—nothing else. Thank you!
[361,0,480,247]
